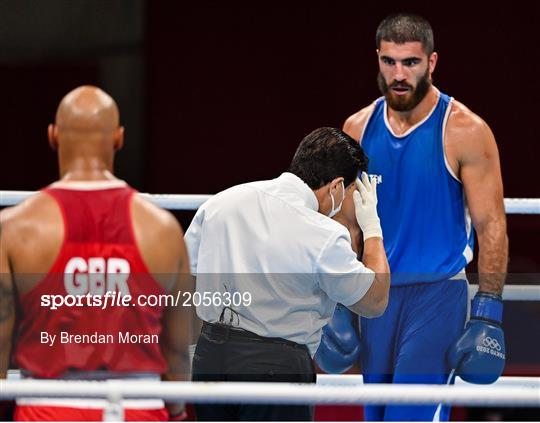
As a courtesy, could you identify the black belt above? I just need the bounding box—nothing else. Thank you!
[202,321,307,351]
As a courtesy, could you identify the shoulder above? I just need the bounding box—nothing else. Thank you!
[303,211,352,246]
[130,194,188,278]
[447,100,491,134]
[194,182,258,217]
[343,101,379,142]
[1,192,59,239]
[0,192,63,273]
[446,99,496,162]
[131,194,183,238]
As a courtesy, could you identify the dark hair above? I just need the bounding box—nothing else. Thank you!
[376,13,434,55]
[289,127,368,189]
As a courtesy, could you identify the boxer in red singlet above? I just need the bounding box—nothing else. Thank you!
[0,86,193,421]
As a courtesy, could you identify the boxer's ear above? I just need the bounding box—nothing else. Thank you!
[48,124,58,151]
[113,126,124,151]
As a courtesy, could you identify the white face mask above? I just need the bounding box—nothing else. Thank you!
[327,181,345,218]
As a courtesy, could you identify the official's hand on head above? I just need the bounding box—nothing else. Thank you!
[353,172,383,241]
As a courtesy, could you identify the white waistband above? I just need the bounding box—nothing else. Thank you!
[15,375,164,409]
[449,269,468,281]
[16,398,164,410]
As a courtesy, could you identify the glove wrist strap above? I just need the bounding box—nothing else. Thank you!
[471,292,503,324]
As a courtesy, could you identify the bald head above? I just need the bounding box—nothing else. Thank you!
[56,85,119,132]
[49,86,124,178]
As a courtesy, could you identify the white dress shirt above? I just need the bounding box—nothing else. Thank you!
[184,172,374,355]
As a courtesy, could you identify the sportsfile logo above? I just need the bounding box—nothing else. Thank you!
[476,336,505,359]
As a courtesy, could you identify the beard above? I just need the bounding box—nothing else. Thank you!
[377,69,431,112]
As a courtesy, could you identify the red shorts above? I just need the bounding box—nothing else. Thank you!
[15,404,168,421]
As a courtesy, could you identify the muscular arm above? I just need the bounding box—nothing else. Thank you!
[447,109,508,294]
[159,221,193,379]
[0,214,15,379]
[152,219,194,415]
[160,225,194,417]
[131,198,194,416]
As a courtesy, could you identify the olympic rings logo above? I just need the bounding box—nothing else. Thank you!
[482,336,502,351]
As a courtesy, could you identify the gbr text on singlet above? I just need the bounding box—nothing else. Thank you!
[40,256,252,310]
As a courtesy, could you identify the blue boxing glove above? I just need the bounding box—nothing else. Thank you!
[448,292,506,384]
[315,304,361,374]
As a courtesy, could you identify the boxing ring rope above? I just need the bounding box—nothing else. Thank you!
[469,285,539,301]
[1,190,539,416]
[0,191,212,211]
[1,191,540,214]
[1,379,539,407]
[5,370,539,388]
[316,374,540,389]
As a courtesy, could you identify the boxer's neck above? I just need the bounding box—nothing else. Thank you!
[59,156,116,181]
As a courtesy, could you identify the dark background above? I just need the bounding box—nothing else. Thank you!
[1,1,539,420]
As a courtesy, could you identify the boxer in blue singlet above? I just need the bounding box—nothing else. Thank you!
[315,13,508,421]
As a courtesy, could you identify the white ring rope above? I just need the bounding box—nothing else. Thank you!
[470,285,539,301]
[317,374,540,389]
[1,191,540,214]
[6,370,537,389]
[0,191,213,211]
[0,379,538,407]
[503,198,540,215]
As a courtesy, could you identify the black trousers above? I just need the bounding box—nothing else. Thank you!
[192,322,316,421]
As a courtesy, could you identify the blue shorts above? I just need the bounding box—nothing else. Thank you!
[360,278,468,421]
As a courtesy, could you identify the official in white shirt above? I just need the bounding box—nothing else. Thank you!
[185,127,390,421]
